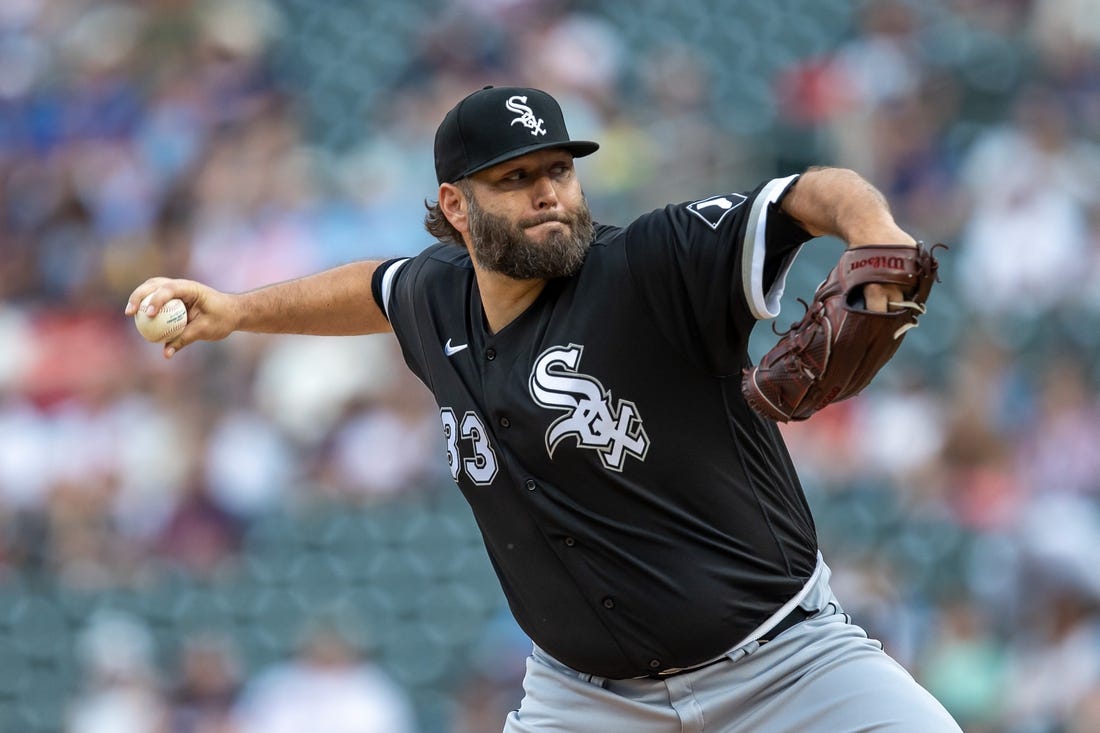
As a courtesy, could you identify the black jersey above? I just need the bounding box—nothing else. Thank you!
[373,175,819,679]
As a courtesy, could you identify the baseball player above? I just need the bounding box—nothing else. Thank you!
[127,86,962,732]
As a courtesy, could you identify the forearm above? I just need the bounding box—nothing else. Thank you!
[236,260,392,336]
[781,167,916,247]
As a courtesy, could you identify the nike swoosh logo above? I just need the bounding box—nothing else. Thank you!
[444,339,469,357]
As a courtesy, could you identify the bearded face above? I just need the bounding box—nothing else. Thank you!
[465,192,595,280]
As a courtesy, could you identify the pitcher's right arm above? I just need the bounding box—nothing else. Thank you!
[125,260,393,359]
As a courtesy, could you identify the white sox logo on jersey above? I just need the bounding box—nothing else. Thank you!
[529,344,649,471]
[506,95,547,137]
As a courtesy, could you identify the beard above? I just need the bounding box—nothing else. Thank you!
[466,195,595,280]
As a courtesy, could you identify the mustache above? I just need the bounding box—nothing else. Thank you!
[520,213,572,227]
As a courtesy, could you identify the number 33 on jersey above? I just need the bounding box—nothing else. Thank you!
[440,407,499,485]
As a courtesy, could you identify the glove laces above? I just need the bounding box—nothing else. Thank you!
[888,300,926,339]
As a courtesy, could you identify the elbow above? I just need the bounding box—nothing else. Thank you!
[783,167,895,242]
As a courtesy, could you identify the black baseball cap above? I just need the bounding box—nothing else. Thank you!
[434,86,600,184]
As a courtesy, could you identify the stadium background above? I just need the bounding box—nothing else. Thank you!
[1,0,1100,731]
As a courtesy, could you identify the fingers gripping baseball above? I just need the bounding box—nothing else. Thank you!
[125,278,236,358]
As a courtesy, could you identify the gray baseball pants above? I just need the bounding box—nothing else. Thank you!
[504,560,962,732]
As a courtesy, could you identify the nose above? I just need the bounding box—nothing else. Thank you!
[532,175,559,210]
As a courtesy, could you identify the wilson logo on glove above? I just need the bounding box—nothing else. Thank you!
[848,255,908,272]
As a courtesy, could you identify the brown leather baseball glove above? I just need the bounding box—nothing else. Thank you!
[741,242,944,422]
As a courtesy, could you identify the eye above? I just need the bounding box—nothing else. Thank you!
[551,162,573,178]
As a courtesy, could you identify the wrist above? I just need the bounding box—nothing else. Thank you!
[845,224,917,248]
[226,291,252,333]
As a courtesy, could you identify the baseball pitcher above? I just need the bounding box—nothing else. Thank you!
[127,86,959,732]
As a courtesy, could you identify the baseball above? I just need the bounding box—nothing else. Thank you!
[134,295,188,343]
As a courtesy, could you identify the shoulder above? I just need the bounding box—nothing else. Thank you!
[376,242,472,321]
[587,221,624,252]
[422,242,473,269]
[408,241,474,275]
[590,210,681,247]
[596,203,704,256]
[389,242,473,288]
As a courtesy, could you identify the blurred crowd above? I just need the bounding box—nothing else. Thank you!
[1,0,1100,731]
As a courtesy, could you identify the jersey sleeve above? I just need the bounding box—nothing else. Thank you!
[370,252,431,388]
[371,257,410,319]
[622,174,813,374]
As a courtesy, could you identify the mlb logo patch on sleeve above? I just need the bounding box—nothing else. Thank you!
[686,193,747,230]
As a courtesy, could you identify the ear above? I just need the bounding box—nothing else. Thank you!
[439,183,470,237]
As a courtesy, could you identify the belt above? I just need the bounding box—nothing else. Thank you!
[645,605,814,679]
[759,605,814,644]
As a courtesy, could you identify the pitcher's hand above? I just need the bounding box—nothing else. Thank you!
[125,278,237,358]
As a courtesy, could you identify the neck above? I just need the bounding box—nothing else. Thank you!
[474,267,547,334]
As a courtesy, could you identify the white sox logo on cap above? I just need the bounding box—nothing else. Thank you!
[506,95,547,137]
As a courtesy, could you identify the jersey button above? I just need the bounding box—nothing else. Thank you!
[499,416,511,428]
[649,659,662,670]
[564,537,575,547]
[602,597,615,609]
[485,348,497,361]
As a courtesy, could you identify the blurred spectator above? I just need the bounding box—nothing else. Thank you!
[202,406,294,518]
[956,84,1100,317]
[1015,493,1100,604]
[155,478,244,580]
[250,334,405,446]
[852,369,946,487]
[167,632,243,733]
[631,42,737,210]
[232,616,415,733]
[449,610,529,733]
[1067,684,1100,733]
[918,600,1007,732]
[821,0,925,174]
[326,379,445,503]
[1015,356,1100,497]
[67,610,170,733]
[1000,588,1100,732]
